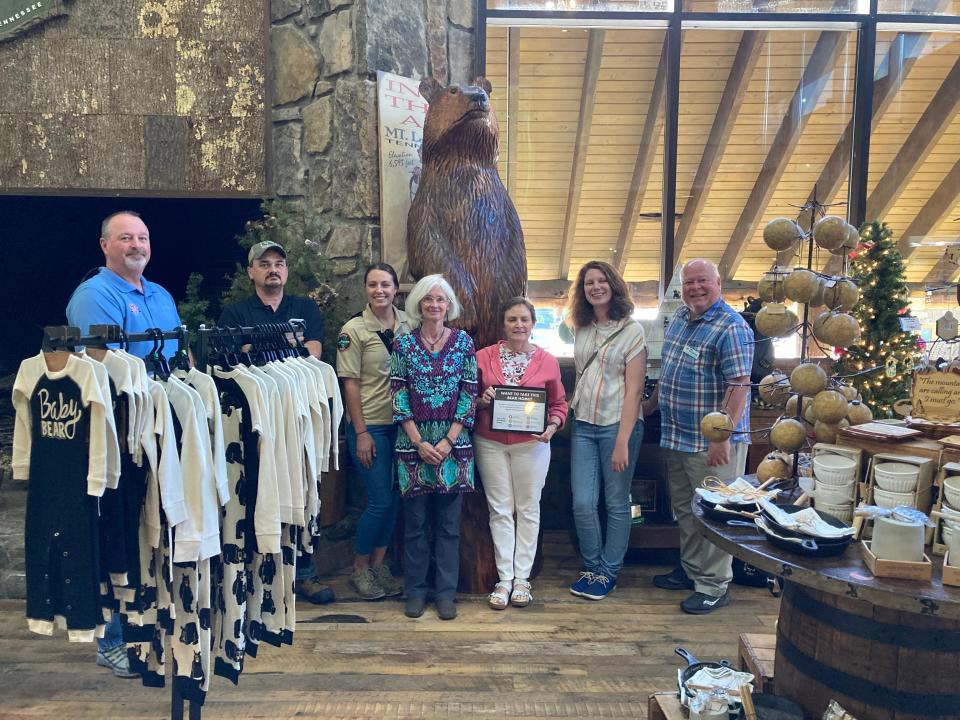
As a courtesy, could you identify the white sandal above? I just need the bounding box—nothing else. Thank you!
[511,580,532,608]
[488,581,512,610]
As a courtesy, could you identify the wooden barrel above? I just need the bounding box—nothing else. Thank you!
[775,582,960,719]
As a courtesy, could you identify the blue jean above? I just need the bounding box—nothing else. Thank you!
[570,417,643,580]
[347,423,400,557]
[97,613,123,652]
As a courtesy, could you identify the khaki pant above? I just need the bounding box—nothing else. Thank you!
[663,444,747,597]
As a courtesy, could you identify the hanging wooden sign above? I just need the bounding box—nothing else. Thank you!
[912,370,960,423]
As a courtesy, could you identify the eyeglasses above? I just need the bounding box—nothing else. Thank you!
[381,328,395,343]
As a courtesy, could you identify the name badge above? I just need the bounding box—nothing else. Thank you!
[683,346,700,360]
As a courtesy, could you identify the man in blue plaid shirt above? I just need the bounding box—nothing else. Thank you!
[643,259,754,614]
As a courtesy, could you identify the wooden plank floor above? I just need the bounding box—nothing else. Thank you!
[0,534,779,719]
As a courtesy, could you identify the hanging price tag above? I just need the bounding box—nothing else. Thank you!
[885,356,898,378]
[899,316,921,332]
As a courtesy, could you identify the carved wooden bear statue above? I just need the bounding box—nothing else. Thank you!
[407,75,527,349]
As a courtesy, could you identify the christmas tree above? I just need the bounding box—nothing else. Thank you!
[833,221,921,418]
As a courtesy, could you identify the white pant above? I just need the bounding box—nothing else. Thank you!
[474,436,551,583]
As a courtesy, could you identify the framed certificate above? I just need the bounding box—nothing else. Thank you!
[489,385,548,434]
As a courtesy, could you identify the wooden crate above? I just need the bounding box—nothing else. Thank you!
[648,692,685,720]
[738,633,776,695]
[862,541,933,581]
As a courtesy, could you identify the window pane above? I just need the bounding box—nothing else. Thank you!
[684,0,860,13]
[676,29,857,283]
[878,0,960,14]
[868,32,960,291]
[487,1,669,11]
[485,26,666,353]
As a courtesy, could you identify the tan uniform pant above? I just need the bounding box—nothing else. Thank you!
[663,443,747,597]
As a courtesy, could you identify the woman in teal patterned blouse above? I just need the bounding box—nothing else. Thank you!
[390,273,477,621]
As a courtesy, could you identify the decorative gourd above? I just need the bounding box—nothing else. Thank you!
[823,278,859,312]
[757,453,792,483]
[836,383,859,402]
[700,411,734,443]
[817,312,861,349]
[846,400,873,425]
[759,371,791,406]
[829,222,860,256]
[786,394,816,424]
[790,362,828,397]
[813,215,849,251]
[812,310,831,340]
[784,269,821,304]
[763,217,803,251]
[771,418,807,453]
[812,390,848,424]
[810,279,828,308]
[814,419,849,444]
[757,273,788,303]
[755,304,799,338]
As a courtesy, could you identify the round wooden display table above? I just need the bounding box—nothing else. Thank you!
[693,500,960,720]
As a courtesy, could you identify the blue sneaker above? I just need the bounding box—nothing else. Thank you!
[569,571,595,597]
[581,574,616,601]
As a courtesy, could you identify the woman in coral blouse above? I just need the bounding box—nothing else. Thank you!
[474,297,568,610]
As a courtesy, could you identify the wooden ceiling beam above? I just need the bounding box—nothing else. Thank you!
[822,33,929,275]
[719,31,847,280]
[612,42,669,275]
[556,29,605,280]
[506,28,520,196]
[674,30,767,260]
[903,158,960,266]
[865,56,960,220]
[922,251,960,287]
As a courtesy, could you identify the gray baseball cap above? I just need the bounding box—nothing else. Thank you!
[248,241,287,265]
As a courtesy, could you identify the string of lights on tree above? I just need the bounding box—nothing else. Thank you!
[833,220,922,419]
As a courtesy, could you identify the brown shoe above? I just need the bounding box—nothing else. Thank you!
[370,565,403,597]
[350,568,386,600]
[295,577,335,604]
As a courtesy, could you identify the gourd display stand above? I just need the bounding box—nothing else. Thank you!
[703,192,878,495]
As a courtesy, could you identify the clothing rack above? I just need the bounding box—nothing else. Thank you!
[40,324,201,719]
[194,319,307,370]
[40,321,308,719]
[41,324,188,353]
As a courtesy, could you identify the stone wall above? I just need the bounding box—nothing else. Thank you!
[269,0,476,309]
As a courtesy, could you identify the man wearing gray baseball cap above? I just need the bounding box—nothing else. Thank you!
[218,240,333,604]
[219,240,325,358]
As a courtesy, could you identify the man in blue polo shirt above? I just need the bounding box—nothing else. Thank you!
[66,210,182,678]
[67,210,182,356]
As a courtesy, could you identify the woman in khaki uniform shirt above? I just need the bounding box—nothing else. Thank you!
[337,263,412,600]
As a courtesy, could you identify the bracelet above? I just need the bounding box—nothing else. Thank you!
[547,421,560,430]
[357,430,371,437]
[439,437,455,448]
